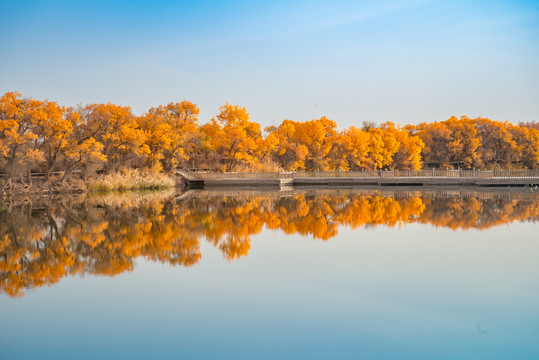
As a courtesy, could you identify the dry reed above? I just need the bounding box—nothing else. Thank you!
[87,168,176,192]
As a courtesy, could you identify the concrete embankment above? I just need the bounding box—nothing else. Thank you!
[178,169,539,189]
[292,177,539,187]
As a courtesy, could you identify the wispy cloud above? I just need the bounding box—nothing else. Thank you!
[316,0,439,29]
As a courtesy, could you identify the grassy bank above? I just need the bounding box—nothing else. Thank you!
[87,168,176,192]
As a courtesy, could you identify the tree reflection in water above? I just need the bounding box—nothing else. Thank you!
[2,189,539,297]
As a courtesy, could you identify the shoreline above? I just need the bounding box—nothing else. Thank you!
[3,169,539,196]
[180,169,539,189]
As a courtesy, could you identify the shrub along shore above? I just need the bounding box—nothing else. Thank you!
[0,168,178,196]
[1,91,538,194]
[87,168,176,192]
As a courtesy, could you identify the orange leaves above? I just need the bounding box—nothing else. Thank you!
[411,116,535,169]
[341,126,369,170]
[474,117,518,168]
[0,92,46,186]
[2,90,539,186]
[202,103,261,171]
[139,101,200,171]
[260,118,422,171]
[82,103,149,170]
[293,117,338,170]
[197,111,539,171]
[265,120,307,171]
[365,127,399,170]
[510,125,539,169]
[380,122,424,170]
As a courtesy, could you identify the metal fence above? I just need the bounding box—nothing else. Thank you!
[177,169,539,181]
[0,170,82,179]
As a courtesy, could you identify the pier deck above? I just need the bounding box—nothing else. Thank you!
[176,169,539,189]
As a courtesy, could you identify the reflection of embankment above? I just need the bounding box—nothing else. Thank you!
[2,188,539,297]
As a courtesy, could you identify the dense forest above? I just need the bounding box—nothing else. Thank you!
[1,91,539,191]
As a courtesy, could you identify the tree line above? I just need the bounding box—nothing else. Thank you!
[2,91,538,189]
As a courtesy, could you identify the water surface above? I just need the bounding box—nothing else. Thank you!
[1,188,538,359]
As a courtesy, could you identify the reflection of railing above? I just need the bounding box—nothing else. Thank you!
[183,188,539,201]
[177,169,539,180]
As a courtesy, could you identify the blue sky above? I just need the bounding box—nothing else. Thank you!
[1,0,538,127]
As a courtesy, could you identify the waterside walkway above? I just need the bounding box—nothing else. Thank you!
[176,169,539,189]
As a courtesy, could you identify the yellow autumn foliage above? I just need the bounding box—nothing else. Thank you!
[2,91,539,195]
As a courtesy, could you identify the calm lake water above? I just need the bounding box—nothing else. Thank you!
[1,188,538,359]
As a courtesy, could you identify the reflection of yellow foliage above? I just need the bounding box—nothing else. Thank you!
[2,191,539,297]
